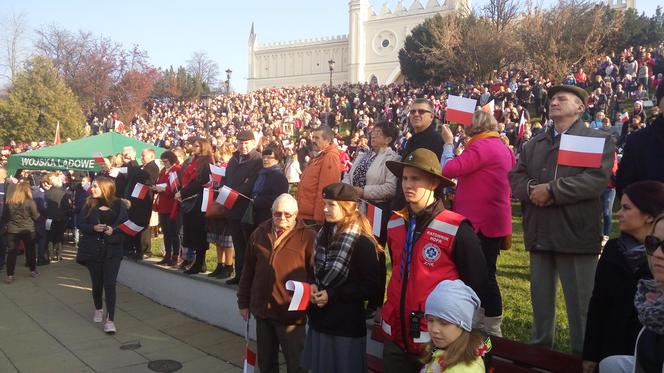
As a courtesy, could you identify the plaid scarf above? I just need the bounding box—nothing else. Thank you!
[634,279,664,335]
[313,221,362,288]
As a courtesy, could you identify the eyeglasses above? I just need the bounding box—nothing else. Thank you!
[409,109,431,115]
[644,235,664,256]
[272,211,294,219]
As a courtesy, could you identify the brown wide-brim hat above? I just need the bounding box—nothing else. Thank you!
[547,85,589,105]
[386,148,455,188]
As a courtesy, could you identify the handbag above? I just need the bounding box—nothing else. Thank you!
[240,201,255,225]
[205,202,226,220]
[180,194,197,214]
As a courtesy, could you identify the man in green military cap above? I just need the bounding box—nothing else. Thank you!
[379,148,490,373]
[509,85,615,355]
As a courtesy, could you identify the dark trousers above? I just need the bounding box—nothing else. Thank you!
[36,226,49,263]
[368,200,390,309]
[158,213,180,259]
[255,316,306,373]
[228,219,251,279]
[478,233,504,317]
[128,229,152,257]
[382,341,422,373]
[86,257,122,321]
[7,232,36,276]
[0,233,7,268]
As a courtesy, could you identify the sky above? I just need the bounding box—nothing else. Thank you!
[1,0,660,93]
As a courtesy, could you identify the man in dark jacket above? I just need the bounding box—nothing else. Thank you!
[392,98,445,210]
[44,172,72,261]
[124,148,160,260]
[509,85,615,355]
[224,130,262,285]
[237,194,315,373]
[32,176,50,265]
[615,81,664,196]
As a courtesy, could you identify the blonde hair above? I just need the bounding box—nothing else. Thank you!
[334,200,382,253]
[468,111,498,137]
[7,181,32,206]
[421,329,484,370]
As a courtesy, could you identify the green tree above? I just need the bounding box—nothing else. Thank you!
[0,56,86,143]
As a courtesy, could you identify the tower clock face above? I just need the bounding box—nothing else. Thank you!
[372,30,397,56]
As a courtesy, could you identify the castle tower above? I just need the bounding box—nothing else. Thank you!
[348,0,370,83]
[248,23,257,83]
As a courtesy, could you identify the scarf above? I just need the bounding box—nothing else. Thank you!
[251,165,281,198]
[634,279,664,335]
[466,131,501,148]
[313,221,362,288]
[617,233,651,280]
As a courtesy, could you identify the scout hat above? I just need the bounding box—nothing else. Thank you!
[386,148,455,188]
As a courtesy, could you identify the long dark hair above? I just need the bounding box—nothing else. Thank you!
[84,177,116,216]
[623,181,664,219]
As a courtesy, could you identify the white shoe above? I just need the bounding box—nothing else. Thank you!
[103,320,116,334]
[93,309,104,323]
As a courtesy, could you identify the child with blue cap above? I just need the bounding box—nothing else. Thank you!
[420,279,489,373]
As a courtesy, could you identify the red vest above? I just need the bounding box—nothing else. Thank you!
[380,209,465,355]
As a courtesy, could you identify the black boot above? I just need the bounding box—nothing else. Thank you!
[156,254,171,265]
[207,264,223,277]
[184,251,205,275]
[216,265,234,279]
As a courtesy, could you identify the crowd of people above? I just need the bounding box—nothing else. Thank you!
[1,43,664,373]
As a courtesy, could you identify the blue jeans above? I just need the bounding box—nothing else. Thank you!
[602,188,616,236]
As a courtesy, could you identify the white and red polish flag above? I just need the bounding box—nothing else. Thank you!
[209,164,226,182]
[92,152,106,167]
[366,203,382,238]
[516,111,527,142]
[557,134,606,168]
[108,167,127,178]
[621,112,630,124]
[118,220,143,236]
[481,99,495,114]
[243,344,256,373]
[201,187,214,212]
[131,183,149,200]
[216,186,239,209]
[446,95,477,126]
[285,280,312,311]
[168,172,179,190]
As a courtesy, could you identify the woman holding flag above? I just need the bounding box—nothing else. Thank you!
[175,138,212,275]
[301,183,380,373]
[153,150,181,266]
[75,177,128,334]
[440,110,516,337]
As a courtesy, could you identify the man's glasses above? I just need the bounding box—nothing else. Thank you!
[272,211,294,219]
[644,235,664,256]
[409,109,431,115]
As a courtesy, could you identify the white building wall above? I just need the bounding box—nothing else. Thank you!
[247,0,471,91]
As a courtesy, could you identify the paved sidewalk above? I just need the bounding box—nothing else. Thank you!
[0,248,246,373]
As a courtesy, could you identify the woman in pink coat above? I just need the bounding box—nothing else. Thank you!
[440,110,516,337]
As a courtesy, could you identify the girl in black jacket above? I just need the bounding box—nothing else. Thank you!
[302,183,380,373]
[76,176,128,334]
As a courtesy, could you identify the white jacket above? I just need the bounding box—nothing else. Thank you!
[343,147,400,202]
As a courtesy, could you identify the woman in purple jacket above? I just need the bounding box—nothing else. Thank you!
[440,110,516,337]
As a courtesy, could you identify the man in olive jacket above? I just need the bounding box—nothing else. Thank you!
[509,85,615,355]
[237,194,315,373]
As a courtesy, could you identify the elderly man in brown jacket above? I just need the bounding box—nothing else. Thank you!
[237,193,316,373]
[295,126,341,225]
[509,85,615,356]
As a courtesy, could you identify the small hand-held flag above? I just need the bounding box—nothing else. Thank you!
[557,134,606,168]
[92,152,106,167]
[168,172,179,190]
[118,220,144,236]
[109,167,128,178]
[285,280,312,311]
[154,183,167,192]
[131,183,149,200]
[481,99,495,114]
[516,111,527,143]
[216,186,239,209]
[201,187,214,212]
[446,95,477,126]
[209,164,226,182]
[366,203,382,238]
[243,315,256,373]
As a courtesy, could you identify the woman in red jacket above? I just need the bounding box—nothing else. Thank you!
[153,150,181,266]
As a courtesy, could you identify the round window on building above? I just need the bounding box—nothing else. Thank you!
[382,39,390,48]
